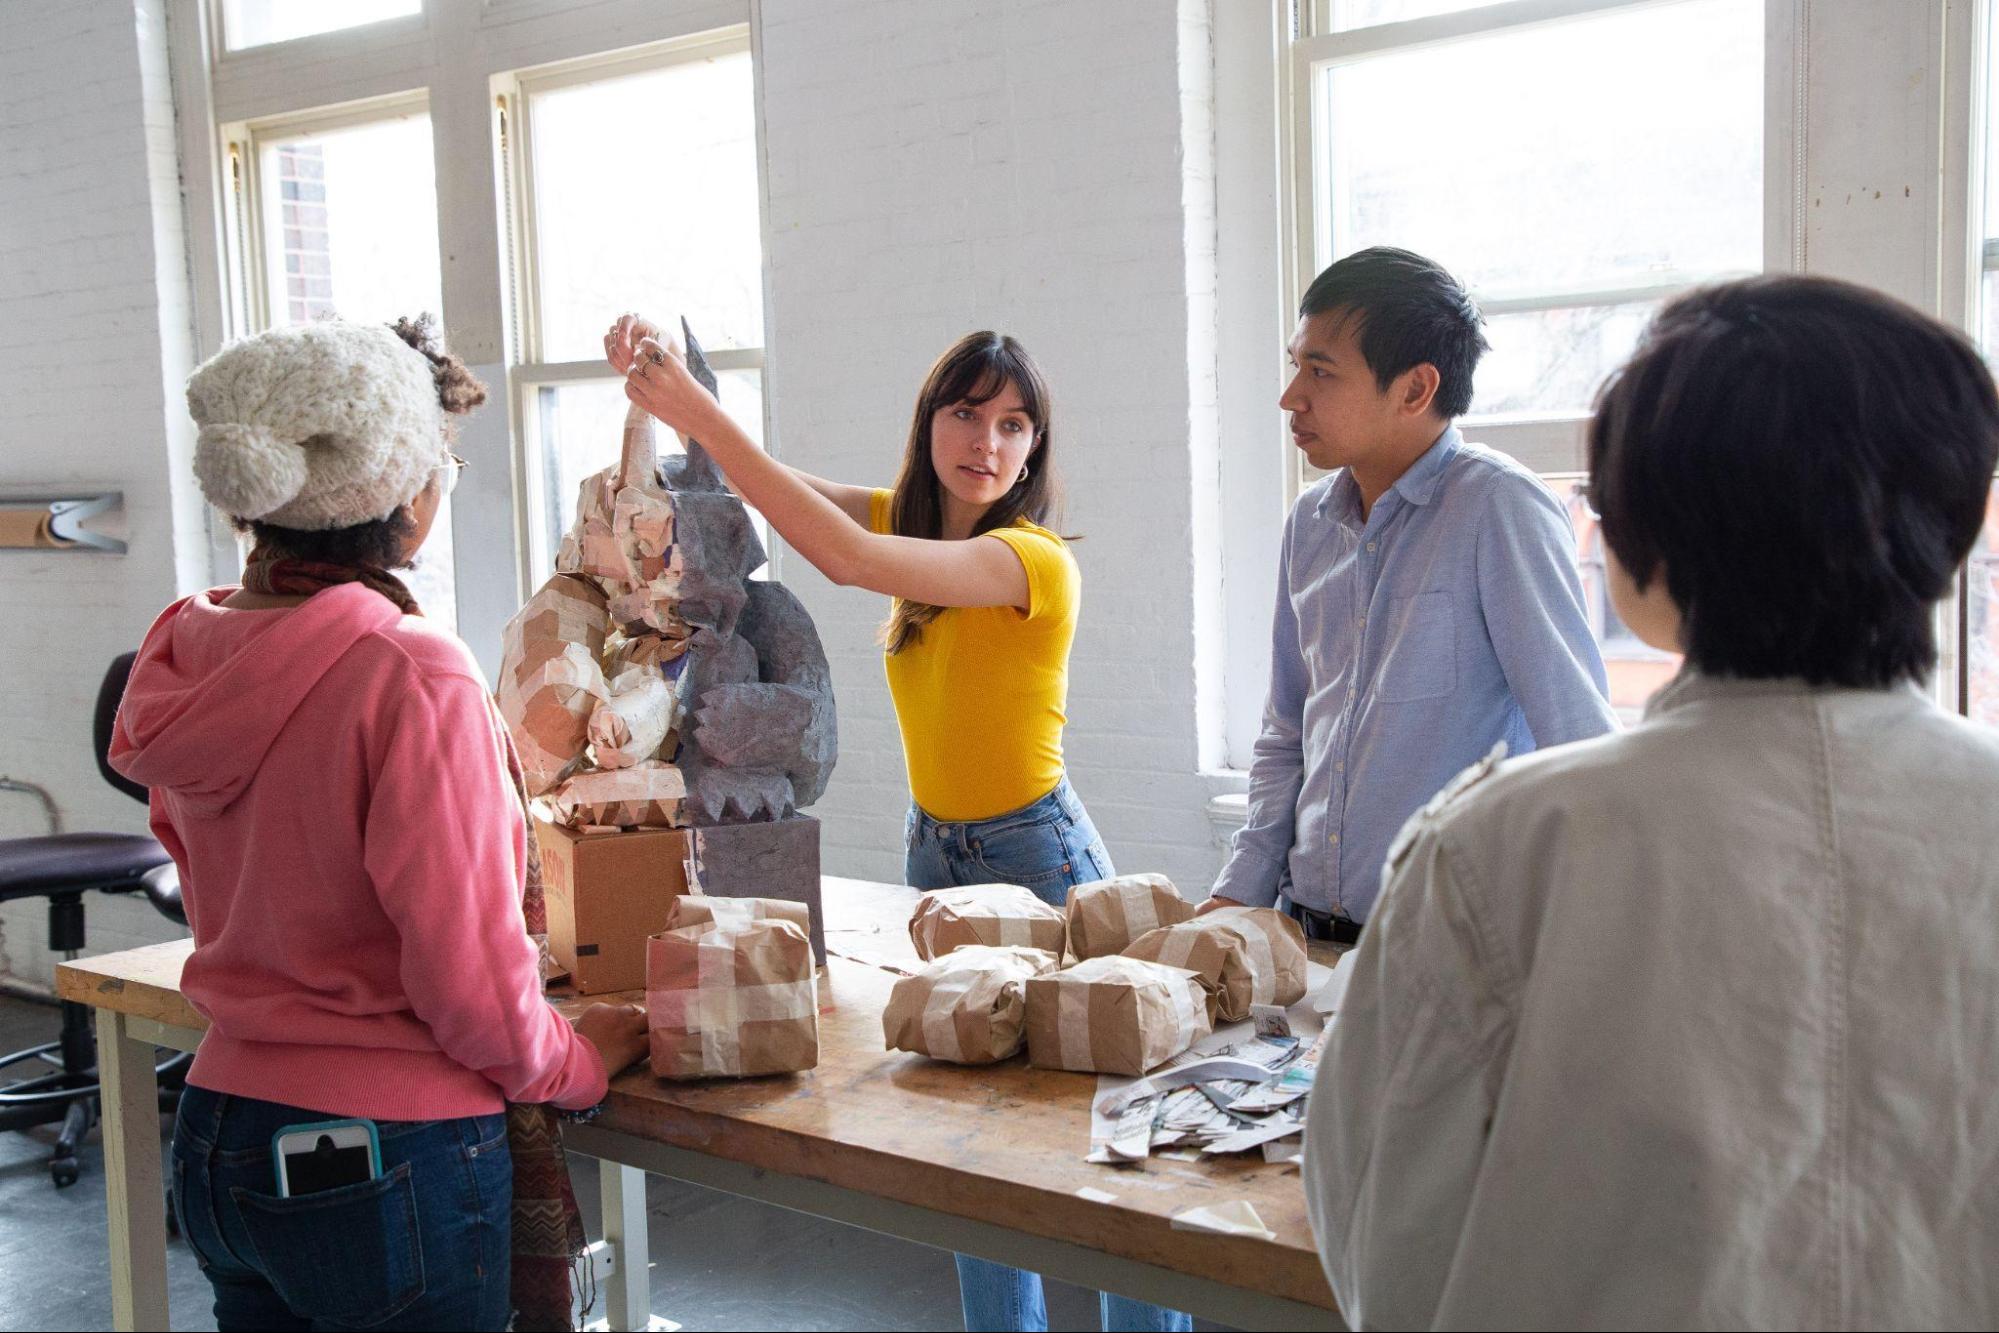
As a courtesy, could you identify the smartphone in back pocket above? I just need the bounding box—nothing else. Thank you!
[272,1119,381,1198]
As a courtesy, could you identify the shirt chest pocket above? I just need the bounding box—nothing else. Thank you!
[1376,591,1456,703]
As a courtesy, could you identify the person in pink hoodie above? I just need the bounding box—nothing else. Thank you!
[111,315,646,1332]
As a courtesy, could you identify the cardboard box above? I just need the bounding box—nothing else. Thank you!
[537,821,690,995]
[539,814,826,994]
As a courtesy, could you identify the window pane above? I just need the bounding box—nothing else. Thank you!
[257,114,442,328]
[529,51,763,363]
[1318,0,1761,351]
[223,0,420,51]
[1472,302,1656,418]
[1968,485,1999,725]
[1547,474,1681,721]
[1332,0,1498,30]
[256,111,454,629]
[535,375,768,572]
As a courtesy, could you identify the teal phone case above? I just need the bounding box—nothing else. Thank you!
[270,1118,383,1197]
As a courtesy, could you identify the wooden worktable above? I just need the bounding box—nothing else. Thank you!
[58,876,1342,1331]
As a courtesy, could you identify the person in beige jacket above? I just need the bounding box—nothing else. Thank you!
[1303,273,1999,1330]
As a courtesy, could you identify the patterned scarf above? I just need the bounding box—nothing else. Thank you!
[243,548,592,1331]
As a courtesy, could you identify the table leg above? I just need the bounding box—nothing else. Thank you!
[96,1008,168,1333]
[599,1159,650,1331]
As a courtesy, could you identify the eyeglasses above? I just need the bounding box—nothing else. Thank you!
[436,453,468,497]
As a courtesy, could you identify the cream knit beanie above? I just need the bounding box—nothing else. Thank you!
[186,321,449,531]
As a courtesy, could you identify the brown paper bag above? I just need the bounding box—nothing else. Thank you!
[645,918,819,1079]
[1121,906,1308,1023]
[1064,874,1195,960]
[908,884,1067,961]
[881,946,1060,1064]
[667,894,811,937]
[1023,956,1212,1076]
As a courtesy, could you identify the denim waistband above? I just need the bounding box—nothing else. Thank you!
[908,775,1085,841]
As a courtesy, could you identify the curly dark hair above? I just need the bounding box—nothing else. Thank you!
[241,313,488,568]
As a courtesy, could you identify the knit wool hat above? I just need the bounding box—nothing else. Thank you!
[187,321,449,531]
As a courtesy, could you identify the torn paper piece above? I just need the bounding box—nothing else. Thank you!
[1201,1118,1306,1156]
[1075,1186,1119,1204]
[1170,1201,1277,1242]
[1251,1003,1293,1039]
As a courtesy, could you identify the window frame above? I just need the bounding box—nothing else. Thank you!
[498,27,770,573]
[172,0,765,678]
[1280,0,1798,487]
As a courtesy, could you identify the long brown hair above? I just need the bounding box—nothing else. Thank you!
[883,331,1059,654]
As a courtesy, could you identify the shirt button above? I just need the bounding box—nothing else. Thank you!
[1366,542,1376,552]
[1336,760,1344,772]
[1329,834,1340,846]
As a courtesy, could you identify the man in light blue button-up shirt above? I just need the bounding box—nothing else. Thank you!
[1209,248,1616,932]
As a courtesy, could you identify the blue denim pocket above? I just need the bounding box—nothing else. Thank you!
[967,812,1078,906]
[230,1161,426,1325]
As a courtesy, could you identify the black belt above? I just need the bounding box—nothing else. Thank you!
[1288,902,1362,948]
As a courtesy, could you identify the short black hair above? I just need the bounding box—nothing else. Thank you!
[1299,246,1489,418]
[1588,274,1999,688]
[232,510,416,569]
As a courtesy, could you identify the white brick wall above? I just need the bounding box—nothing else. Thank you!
[758,0,1226,892]
[0,0,1232,990]
[0,0,200,983]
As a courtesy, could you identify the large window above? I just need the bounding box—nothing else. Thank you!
[1295,0,1764,453]
[1284,0,1754,722]
[505,35,768,569]
[231,99,458,628]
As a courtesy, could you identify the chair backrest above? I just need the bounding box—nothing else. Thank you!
[94,652,147,805]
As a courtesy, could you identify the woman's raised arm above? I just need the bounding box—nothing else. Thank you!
[620,331,1028,611]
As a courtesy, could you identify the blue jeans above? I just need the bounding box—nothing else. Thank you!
[170,1084,513,1331]
[905,777,1193,1333]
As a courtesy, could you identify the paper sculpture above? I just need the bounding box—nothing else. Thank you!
[646,916,820,1079]
[908,884,1069,962]
[1064,874,1195,961]
[1121,906,1309,1023]
[881,945,1061,1064]
[1023,955,1213,1076]
[496,320,838,831]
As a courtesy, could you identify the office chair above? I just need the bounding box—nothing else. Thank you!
[0,652,189,1186]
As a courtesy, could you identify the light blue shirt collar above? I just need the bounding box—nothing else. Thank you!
[1316,425,1464,527]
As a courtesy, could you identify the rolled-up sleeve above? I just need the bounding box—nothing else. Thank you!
[1304,814,1508,1330]
[1475,474,1618,748]
[1212,515,1306,908]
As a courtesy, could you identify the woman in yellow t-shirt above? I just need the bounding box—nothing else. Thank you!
[608,317,1188,1333]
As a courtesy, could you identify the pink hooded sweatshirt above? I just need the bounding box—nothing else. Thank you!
[109,584,606,1119]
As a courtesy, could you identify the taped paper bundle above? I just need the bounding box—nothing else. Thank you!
[666,894,811,936]
[587,667,677,768]
[646,917,819,1079]
[908,884,1067,962]
[496,575,610,795]
[1024,956,1212,1076]
[1064,874,1195,960]
[542,761,686,830]
[1121,906,1308,1023]
[881,945,1060,1064]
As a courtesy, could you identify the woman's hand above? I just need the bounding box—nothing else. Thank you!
[602,313,662,376]
[623,332,725,442]
[573,1001,649,1077]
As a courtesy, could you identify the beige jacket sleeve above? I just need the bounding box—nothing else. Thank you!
[1303,816,1515,1330]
